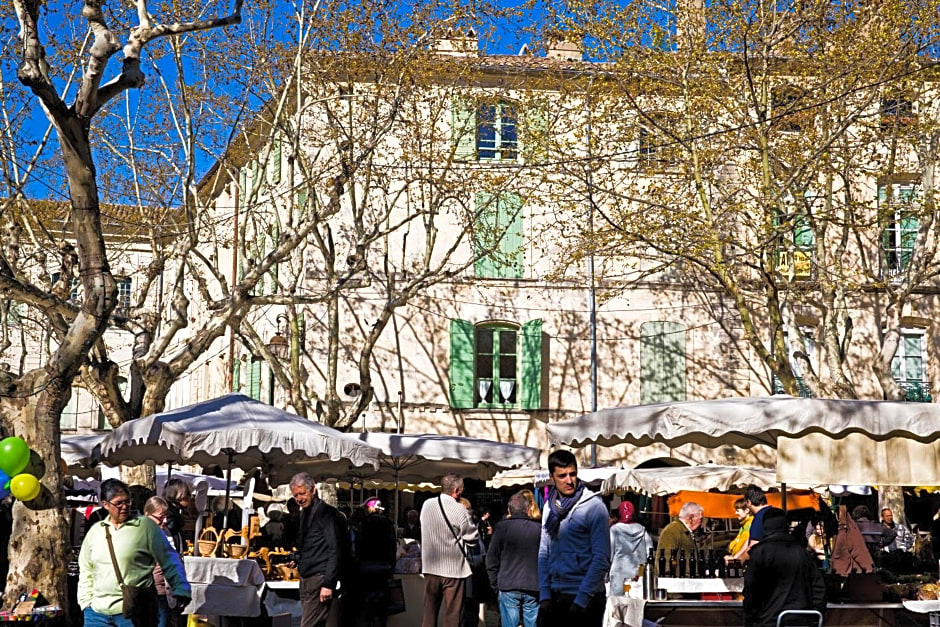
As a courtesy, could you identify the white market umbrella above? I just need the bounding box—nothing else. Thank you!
[61,433,106,475]
[600,464,777,496]
[349,432,540,522]
[97,394,381,526]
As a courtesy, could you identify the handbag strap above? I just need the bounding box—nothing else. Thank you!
[437,496,471,566]
[103,524,126,587]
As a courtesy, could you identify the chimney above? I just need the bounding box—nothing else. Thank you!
[675,0,706,49]
[432,27,478,57]
[546,31,583,61]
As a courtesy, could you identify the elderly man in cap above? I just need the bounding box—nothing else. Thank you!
[743,508,826,627]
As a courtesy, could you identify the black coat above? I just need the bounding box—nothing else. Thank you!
[743,531,826,627]
[485,516,541,594]
[297,498,344,589]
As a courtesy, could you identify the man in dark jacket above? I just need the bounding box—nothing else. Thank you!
[743,508,826,627]
[487,492,542,627]
[291,472,344,627]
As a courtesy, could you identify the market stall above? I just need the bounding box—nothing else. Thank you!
[547,396,940,623]
[94,394,382,623]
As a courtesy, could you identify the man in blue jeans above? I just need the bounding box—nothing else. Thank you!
[486,492,541,627]
[537,450,611,627]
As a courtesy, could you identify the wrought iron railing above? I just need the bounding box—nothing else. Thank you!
[772,376,932,402]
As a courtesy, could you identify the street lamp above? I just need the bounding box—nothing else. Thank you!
[266,314,290,361]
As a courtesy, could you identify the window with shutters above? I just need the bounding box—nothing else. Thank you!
[449,318,543,410]
[773,212,814,279]
[891,329,931,402]
[451,97,545,162]
[880,183,920,276]
[474,192,523,279]
[639,321,686,404]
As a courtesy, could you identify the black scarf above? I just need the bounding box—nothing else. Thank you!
[545,482,585,538]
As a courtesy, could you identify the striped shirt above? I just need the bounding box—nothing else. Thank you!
[420,494,480,578]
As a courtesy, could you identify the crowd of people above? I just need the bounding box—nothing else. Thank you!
[71,457,940,627]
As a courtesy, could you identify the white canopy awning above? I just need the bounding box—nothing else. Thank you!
[778,433,940,486]
[600,464,777,496]
[97,394,381,483]
[546,396,940,449]
[349,433,541,483]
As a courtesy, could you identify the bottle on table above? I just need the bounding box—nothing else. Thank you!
[678,549,687,578]
[658,549,667,577]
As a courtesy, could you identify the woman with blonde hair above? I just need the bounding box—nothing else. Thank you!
[518,489,541,520]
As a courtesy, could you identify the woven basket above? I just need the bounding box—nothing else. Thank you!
[226,543,248,558]
[197,527,219,557]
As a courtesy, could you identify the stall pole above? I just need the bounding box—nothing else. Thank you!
[394,467,401,528]
[781,482,788,514]
[222,450,235,529]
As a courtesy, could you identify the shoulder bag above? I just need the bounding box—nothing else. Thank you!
[437,497,489,602]
[104,524,158,621]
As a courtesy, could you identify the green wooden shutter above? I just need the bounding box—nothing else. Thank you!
[900,215,919,269]
[499,193,524,279]
[270,225,280,294]
[523,106,548,162]
[640,321,686,404]
[449,318,475,408]
[240,168,248,198]
[474,193,499,278]
[232,357,241,393]
[660,321,687,402]
[793,216,813,247]
[297,186,308,220]
[452,97,476,160]
[271,140,282,184]
[519,318,543,410]
[250,358,262,400]
[640,321,664,404]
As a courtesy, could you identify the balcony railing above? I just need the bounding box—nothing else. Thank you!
[771,375,813,398]
[898,379,932,403]
[772,376,932,402]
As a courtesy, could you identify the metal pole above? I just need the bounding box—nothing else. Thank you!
[222,450,234,530]
[586,79,598,468]
[781,482,788,514]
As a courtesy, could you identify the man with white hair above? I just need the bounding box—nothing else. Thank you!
[655,501,704,572]
[290,472,344,627]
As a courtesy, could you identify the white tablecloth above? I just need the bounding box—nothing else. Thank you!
[604,596,649,627]
[183,556,266,617]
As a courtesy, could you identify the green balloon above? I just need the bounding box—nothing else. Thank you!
[0,437,30,477]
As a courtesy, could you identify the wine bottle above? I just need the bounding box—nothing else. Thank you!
[698,550,706,578]
[678,549,687,578]
[658,549,667,577]
[669,549,678,577]
[688,547,698,578]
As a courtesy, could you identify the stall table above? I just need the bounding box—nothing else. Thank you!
[183,556,266,618]
[606,598,932,627]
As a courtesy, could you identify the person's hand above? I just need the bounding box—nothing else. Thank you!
[569,601,588,616]
[174,596,191,615]
[536,601,552,627]
[723,554,733,564]
[320,587,333,603]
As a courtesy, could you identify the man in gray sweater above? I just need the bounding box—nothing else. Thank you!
[420,472,480,627]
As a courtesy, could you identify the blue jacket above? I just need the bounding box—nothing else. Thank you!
[538,486,611,607]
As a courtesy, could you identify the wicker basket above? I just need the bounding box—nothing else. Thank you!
[226,543,248,559]
[197,527,219,557]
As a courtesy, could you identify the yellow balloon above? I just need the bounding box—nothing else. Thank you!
[10,474,40,501]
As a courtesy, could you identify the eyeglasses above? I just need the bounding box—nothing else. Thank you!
[106,499,131,509]
[149,513,167,522]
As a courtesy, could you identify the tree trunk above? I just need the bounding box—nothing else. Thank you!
[118,372,173,491]
[2,376,70,611]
